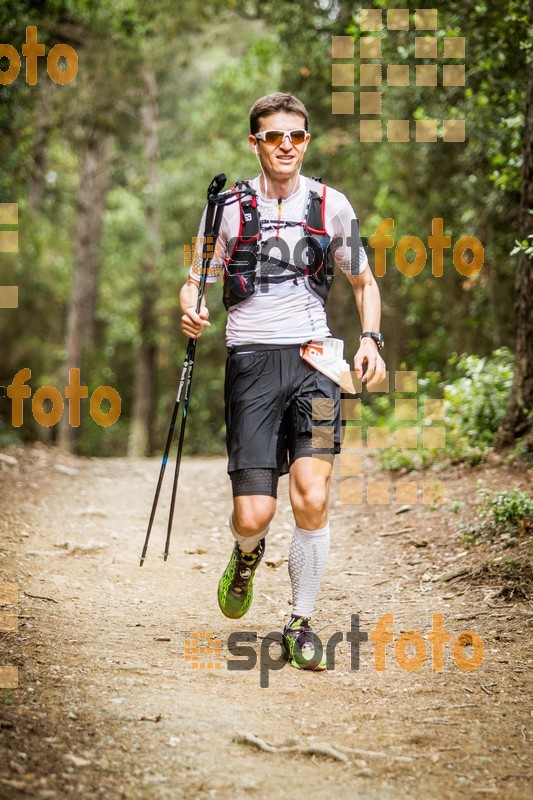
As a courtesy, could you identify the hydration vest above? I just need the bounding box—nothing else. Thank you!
[222,178,333,310]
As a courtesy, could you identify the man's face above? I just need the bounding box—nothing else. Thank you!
[249,112,310,183]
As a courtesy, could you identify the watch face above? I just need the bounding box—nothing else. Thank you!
[361,332,383,349]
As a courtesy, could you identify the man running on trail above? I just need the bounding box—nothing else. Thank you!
[179,92,386,670]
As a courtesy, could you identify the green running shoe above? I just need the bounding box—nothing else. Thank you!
[217,538,265,619]
[283,615,327,671]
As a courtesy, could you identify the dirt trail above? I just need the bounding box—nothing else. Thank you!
[0,446,531,799]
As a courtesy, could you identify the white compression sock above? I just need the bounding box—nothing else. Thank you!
[229,513,269,554]
[288,523,330,617]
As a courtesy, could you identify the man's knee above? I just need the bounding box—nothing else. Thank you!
[233,496,276,535]
[291,480,329,518]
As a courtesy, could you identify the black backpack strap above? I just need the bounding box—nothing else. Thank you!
[305,178,327,235]
[238,180,260,241]
[226,180,260,261]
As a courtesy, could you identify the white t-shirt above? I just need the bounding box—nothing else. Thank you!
[189,175,367,345]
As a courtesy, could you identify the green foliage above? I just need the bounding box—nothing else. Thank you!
[448,500,464,513]
[374,348,514,471]
[378,447,435,472]
[478,486,533,536]
[460,485,533,560]
[444,347,514,447]
[510,233,533,260]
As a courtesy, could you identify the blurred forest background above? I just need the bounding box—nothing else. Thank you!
[0,0,531,466]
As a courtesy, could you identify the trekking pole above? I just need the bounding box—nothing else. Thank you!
[139,173,227,566]
[162,196,226,561]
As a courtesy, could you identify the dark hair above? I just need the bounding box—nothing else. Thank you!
[249,92,309,135]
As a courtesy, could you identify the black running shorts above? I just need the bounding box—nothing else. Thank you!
[225,345,341,496]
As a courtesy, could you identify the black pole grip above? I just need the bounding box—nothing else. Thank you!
[208,173,226,199]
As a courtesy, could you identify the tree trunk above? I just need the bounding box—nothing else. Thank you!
[59,127,113,452]
[128,64,160,457]
[495,12,533,452]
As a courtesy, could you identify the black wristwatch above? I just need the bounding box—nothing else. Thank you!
[360,331,384,350]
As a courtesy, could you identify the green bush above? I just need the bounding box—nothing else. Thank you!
[444,347,514,446]
[460,486,533,551]
[479,486,533,536]
[372,348,514,472]
[378,447,434,472]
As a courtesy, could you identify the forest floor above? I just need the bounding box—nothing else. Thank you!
[0,444,531,800]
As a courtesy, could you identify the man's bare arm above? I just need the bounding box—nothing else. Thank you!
[179,277,211,339]
[344,268,387,389]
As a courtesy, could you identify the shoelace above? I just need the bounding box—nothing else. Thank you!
[287,617,312,635]
[233,546,261,594]
[286,618,324,664]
